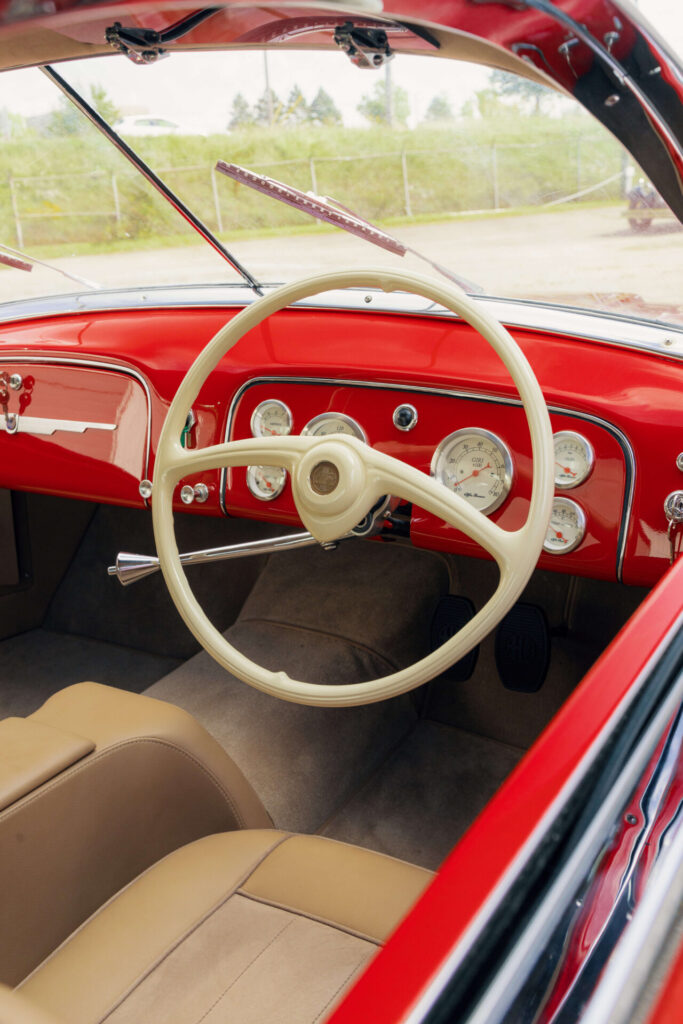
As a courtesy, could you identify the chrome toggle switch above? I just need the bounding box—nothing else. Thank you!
[180,483,209,505]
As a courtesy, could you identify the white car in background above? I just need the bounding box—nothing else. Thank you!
[114,114,208,136]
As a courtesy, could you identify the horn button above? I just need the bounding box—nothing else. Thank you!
[293,439,374,542]
[310,460,340,495]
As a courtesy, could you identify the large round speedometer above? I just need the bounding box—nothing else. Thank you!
[431,428,513,515]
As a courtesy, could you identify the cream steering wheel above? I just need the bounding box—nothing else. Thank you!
[152,269,554,707]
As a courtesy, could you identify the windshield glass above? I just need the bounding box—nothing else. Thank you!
[0,46,681,327]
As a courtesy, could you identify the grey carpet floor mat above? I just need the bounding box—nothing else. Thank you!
[145,539,450,835]
[147,655,417,836]
[320,720,523,870]
[0,629,180,717]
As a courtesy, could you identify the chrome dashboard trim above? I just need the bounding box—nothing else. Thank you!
[0,286,681,361]
[403,610,683,1024]
[0,414,116,435]
[221,375,636,582]
[0,354,152,502]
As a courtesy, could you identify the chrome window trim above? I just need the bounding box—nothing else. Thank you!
[461,664,683,1024]
[1,287,681,361]
[0,354,152,501]
[403,610,683,1024]
[578,767,683,1024]
[221,375,636,581]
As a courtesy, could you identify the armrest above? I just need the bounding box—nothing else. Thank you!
[0,719,93,812]
[0,682,271,987]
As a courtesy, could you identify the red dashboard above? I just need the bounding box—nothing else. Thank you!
[1,300,681,587]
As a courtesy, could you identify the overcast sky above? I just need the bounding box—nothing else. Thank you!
[0,0,680,131]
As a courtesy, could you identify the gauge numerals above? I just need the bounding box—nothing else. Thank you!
[302,412,367,442]
[553,431,594,489]
[246,465,287,501]
[251,400,293,438]
[247,399,292,501]
[431,428,513,515]
[544,497,586,555]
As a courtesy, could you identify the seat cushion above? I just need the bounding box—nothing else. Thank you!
[19,830,432,1024]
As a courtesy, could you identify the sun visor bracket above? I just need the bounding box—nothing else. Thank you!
[333,22,394,69]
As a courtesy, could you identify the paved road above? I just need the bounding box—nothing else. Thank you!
[2,206,682,320]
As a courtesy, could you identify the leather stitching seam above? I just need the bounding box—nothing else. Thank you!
[311,954,371,1023]
[236,891,382,947]
[191,918,294,1024]
[95,833,292,1024]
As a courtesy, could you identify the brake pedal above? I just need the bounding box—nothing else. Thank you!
[494,603,550,693]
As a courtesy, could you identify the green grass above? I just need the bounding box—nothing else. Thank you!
[0,113,626,253]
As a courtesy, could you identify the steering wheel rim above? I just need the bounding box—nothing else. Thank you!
[152,268,554,707]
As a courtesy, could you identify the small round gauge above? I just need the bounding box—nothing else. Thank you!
[301,412,367,442]
[250,400,293,438]
[553,431,594,489]
[246,465,287,502]
[543,497,586,555]
[431,428,513,515]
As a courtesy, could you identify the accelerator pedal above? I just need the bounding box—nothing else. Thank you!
[494,603,550,693]
[430,596,479,682]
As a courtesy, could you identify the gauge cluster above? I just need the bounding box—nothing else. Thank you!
[226,380,628,580]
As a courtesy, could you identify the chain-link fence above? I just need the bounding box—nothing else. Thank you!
[1,136,627,248]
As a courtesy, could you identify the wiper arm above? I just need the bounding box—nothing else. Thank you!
[40,65,263,295]
[0,241,101,289]
[215,161,483,295]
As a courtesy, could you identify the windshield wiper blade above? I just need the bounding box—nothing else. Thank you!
[40,65,263,296]
[0,250,31,273]
[215,161,483,295]
[0,241,101,289]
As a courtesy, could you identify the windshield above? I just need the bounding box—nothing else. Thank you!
[0,46,681,327]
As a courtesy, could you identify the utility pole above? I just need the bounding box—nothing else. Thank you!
[385,61,394,127]
[263,51,273,126]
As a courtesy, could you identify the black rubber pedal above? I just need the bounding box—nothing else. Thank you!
[494,603,550,693]
[430,596,479,682]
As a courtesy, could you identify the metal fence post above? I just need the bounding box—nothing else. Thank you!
[309,158,318,194]
[401,151,413,217]
[111,174,121,224]
[491,144,500,210]
[210,167,224,233]
[8,177,23,249]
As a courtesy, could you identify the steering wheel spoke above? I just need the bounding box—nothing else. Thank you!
[162,434,315,483]
[364,446,520,569]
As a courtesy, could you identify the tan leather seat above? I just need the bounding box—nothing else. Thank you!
[16,829,432,1024]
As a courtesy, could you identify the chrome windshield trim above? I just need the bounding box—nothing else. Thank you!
[221,375,635,581]
[1,286,681,360]
[0,354,152,499]
[403,611,683,1024]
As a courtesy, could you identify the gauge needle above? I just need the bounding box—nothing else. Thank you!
[552,529,565,540]
[555,461,576,476]
[456,463,491,487]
